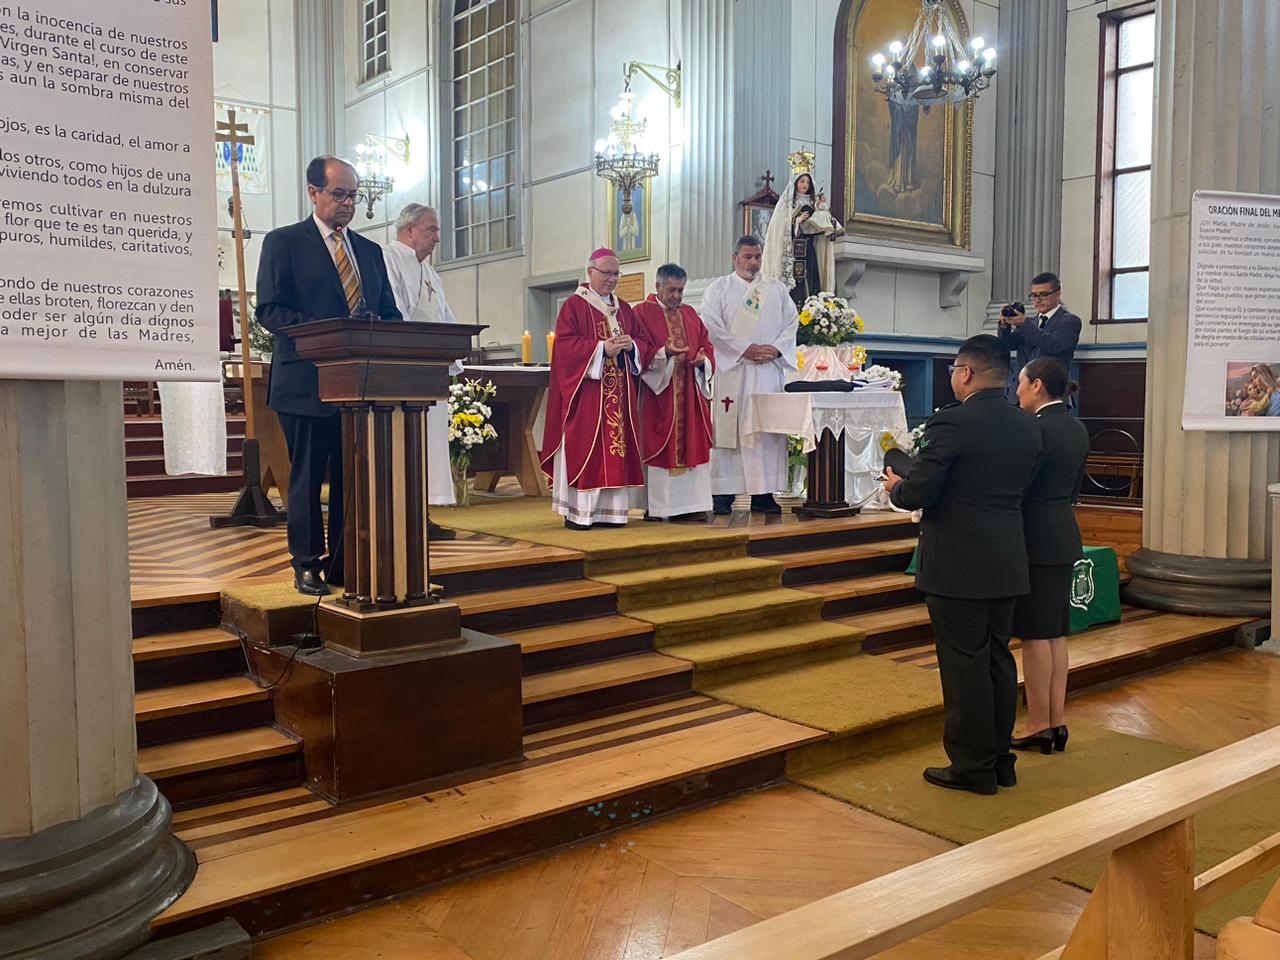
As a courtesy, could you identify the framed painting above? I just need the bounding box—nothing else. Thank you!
[836,0,972,247]
[607,181,651,264]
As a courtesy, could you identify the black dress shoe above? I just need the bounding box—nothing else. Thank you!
[995,754,1017,788]
[1053,725,1069,753]
[1011,729,1055,755]
[712,494,734,516]
[671,511,709,523]
[564,519,592,531]
[922,766,998,795]
[428,521,457,541]
[642,511,663,522]
[294,570,327,596]
[750,494,782,515]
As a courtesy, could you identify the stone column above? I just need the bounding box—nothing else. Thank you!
[679,0,735,280]
[296,0,343,165]
[732,0,791,214]
[1128,0,1280,616]
[988,0,1068,311]
[0,381,194,958]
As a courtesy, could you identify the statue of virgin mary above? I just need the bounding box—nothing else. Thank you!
[761,150,843,308]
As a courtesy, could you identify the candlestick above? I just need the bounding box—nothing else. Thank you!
[546,331,555,364]
[521,330,532,365]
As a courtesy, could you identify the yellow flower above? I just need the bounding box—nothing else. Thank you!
[452,412,483,427]
[799,310,812,326]
[797,350,806,369]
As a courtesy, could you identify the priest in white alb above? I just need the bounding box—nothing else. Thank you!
[701,235,799,516]
[383,202,458,540]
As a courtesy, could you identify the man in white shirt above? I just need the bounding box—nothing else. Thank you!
[701,236,799,515]
[383,203,459,540]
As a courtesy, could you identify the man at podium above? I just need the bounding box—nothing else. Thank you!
[256,156,401,596]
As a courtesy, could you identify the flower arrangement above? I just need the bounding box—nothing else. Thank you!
[797,292,863,347]
[447,379,498,506]
[860,363,904,391]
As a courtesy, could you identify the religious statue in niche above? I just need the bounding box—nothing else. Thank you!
[607,181,651,263]
[761,149,843,308]
[841,0,971,247]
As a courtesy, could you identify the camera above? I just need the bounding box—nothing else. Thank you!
[1000,302,1025,319]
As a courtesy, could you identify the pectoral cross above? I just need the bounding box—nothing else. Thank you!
[215,109,258,440]
[722,396,735,413]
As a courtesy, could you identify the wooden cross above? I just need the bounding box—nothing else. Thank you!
[721,396,735,413]
[215,110,259,441]
[761,169,775,192]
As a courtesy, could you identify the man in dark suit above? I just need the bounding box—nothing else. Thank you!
[883,335,1042,795]
[256,156,401,595]
[997,272,1081,390]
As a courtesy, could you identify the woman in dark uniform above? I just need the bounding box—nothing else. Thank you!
[1010,357,1090,754]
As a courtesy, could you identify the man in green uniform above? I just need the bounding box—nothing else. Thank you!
[884,335,1042,795]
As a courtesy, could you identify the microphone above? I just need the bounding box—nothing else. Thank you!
[350,295,374,321]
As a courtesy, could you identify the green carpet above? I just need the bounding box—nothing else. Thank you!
[793,723,1280,935]
[445,496,746,574]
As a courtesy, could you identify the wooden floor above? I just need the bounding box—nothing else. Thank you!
[250,649,1280,958]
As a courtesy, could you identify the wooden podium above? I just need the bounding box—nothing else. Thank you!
[290,317,484,655]
[264,318,524,801]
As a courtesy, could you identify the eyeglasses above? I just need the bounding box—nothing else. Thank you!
[321,189,361,204]
[590,267,622,279]
[947,363,971,375]
[1027,290,1059,300]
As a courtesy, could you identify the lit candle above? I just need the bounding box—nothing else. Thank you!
[546,331,555,364]
[521,330,532,364]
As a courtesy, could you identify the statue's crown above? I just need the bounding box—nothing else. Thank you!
[787,148,815,175]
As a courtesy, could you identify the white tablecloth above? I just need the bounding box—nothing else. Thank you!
[740,389,909,508]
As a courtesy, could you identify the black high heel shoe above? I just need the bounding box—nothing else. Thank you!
[1053,725,1069,753]
[1010,729,1055,754]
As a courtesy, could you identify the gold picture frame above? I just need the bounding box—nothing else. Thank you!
[843,0,972,248]
[606,181,652,264]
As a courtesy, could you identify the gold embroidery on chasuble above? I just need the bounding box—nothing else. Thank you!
[595,310,626,460]
[664,307,688,472]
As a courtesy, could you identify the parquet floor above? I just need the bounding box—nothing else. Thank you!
[127,492,578,606]
[253,649,1280,958]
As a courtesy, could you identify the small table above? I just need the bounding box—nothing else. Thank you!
[466,364,550,497]
[741,389,909,518]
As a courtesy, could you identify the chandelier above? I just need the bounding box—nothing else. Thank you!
[353,139,396,220]
[869,0,996,105]
[593,91,660,196]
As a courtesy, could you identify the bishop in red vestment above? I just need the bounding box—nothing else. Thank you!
[540,249,650,529]
[632,263,716,521]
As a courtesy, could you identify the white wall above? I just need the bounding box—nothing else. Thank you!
[793,0,1000,343]
[213,0,300,292]
[1061,0,1148,346]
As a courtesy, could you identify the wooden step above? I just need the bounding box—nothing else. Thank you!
[454,579,618,634]
[135,676,274,747]
[773,537,919,586]
[746,512,917,555]
[795,571,921,617]
[521,652,692,730]
[132,627,246,691]
[127,473,246,498]
[628,588,825,646]
[140,727,304,809]
[505,614,655,672]
[154,706,821,939]
[835,602,932,652]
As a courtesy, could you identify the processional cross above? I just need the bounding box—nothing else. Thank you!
[215,110,258,440]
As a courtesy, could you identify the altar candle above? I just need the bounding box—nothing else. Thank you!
[546,331,555,364]
[521,330,532,364]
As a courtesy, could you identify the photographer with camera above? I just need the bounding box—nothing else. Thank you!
[997,273,1081,399]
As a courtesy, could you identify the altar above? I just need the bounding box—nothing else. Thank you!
[741,388,909,513]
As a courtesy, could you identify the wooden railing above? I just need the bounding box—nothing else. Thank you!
[669,727,1280,959]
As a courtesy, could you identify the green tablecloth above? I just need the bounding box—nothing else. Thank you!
[903,544,1122,634]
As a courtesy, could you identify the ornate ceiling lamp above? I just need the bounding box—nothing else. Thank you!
[869,0,996,105]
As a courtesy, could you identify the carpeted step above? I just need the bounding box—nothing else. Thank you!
[662,619,864,679]
[584,537,747,577]
[628,588,826,645]
[595,556,783,611]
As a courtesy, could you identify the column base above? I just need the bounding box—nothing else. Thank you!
[1125,547,1271,617]
[0,777,195,960]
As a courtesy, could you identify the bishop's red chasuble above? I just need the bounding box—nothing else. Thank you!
[540,287,649,490]
[632,296,716,470]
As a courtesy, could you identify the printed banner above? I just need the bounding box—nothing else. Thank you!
[0,0,217,381]
[1183,190,1280,430]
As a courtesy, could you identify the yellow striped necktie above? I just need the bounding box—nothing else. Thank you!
[332,228,363,313]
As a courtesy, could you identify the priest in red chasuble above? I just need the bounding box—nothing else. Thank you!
[540,248,650,530]
[632,263,716,522]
